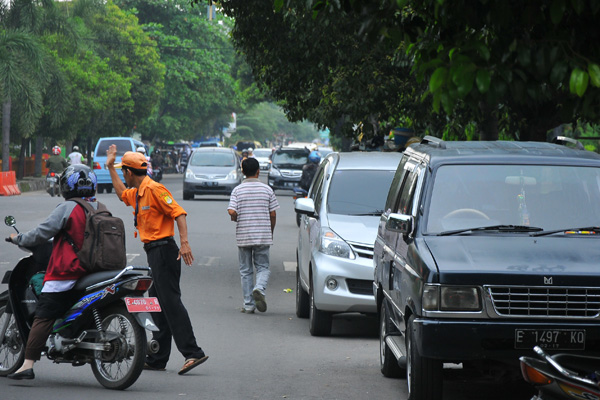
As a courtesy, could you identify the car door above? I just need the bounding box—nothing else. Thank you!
[298,160,328,290]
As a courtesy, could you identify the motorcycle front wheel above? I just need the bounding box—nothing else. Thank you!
[0,303,25,376]
[91,305,146,390]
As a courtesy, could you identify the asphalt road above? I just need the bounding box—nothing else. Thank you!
[0,174,534,400]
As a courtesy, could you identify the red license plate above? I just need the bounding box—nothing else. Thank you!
[125,297,161,313]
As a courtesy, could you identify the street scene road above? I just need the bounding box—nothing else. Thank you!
[0,175,533,400]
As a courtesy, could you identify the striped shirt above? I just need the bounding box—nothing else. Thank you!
[228,178,279,247]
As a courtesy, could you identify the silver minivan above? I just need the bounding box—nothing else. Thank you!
[294,152,402,336]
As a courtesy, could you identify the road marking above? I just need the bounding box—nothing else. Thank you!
[126,254,140,263]
[198,256,220,267]
[283,261,297,272]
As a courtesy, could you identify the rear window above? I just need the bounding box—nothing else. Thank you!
[327,170,396,215]
[190,151,236,167]
[95,139,132,157]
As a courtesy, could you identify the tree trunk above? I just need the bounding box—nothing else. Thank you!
[35,136,43,176]
[2,100,11,172]
[87,136,93,167]
[478,102,499,141]
[17,137,28,180]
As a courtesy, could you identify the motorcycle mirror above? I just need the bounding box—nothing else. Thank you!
[4,216,19,233]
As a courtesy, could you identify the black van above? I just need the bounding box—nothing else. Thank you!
[267,147,310,190]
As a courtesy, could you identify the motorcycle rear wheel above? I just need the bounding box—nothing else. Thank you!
[91,305,146,390]
[0,303,25,376]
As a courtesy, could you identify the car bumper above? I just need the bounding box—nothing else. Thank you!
[413,318,600,363]
[268,176,301,190]
[94,168,124,185]
[311,251,376,313]
[184,180,240,195]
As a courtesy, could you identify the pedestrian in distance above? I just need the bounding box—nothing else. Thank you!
[67,145,85,165]
[6,165,99,380]
[105,146,209,375]
[227,157,279,313]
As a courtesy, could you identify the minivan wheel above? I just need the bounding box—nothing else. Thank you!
[406,315,442,400]
[296,266,309,318]
[97,185,105,194]
[380,300,404,378]
[309,281,332,336]
[183,191,193,200]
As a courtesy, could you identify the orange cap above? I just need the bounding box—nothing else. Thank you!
[114,151,148,169]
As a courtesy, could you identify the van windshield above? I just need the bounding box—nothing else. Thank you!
[96,139,133,157]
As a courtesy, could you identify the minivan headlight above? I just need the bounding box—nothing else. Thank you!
[227,169,238,180]
[185,169,195,179]
[269,168,281,177]
[318,228,355,259]
[423,284,481,311]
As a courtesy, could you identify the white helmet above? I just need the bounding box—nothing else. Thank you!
[73,145,80,152]
[136,146,146,155]
[248,147,254,152]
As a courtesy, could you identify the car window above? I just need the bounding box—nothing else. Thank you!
[253,149,272,158]
[95,139,132,157]
[394,161,419,215]
[271,150,309,166]
[384,156,408,212]
[190,152,236,167]
[425,164,600,233]
[327,169,397,215]
[310,163,328,212]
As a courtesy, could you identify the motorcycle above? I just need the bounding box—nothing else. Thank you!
[0,215,160,390]
[45,171,60,197]
[520,345,600,399]
[293,187,308,227]
[152,166,163,183]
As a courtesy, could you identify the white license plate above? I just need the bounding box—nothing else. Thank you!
[515,329,585,350]
[47,177,57,182]
[124,297,161,313]
[202,181,218,187]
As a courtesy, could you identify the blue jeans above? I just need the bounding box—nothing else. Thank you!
[238,245,271,309]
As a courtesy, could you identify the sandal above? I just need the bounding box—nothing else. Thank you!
[178,355,209,375]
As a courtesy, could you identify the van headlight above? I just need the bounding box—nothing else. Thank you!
[423,285,481,311]
[269,168,281,177]
[318,228,355,259]
[185,169,195,179]
[227,169,238,180]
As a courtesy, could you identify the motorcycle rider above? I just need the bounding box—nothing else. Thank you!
[6,165,100,380]
[299,150,321,191]
[67,145,85,165]
[46,146,68,174]
[136,146,153,178]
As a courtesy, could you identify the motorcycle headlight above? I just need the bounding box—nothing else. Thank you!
[423,284,481,311]
[318,228,355,259]
[227,169,238,180]
[185,169,195,179]
[269,168,281,177]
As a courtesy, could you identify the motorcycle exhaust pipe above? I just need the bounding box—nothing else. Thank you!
[147,340,160,354]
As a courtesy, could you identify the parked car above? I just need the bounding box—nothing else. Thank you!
[294,152,402,336]
[253,148,273,170]
[268,147,310,190]
[374,136,600,400]
[183,147,242,199]
[93,137,146,193]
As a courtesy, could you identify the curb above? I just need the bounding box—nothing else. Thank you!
[17,178,46,193]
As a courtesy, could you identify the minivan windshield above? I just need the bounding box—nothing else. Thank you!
[253,149,272,158]
[327,170,396,215]
[425,164,600,234]
[95,139,133,156]
[271,150,309,166]
[190,151,236,167]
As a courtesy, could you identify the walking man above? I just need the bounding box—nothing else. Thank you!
[106,146,208,375]
[227,158,279,313]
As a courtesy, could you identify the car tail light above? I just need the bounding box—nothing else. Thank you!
[50,172,56,177]
[93,162,102,170]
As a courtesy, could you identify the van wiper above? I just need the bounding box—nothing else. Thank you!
[438,225,543,236]
[530,226,600,237]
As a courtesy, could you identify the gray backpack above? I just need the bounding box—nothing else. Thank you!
[67,198,127,272]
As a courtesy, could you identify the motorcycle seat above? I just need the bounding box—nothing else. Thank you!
[74,269,142,291]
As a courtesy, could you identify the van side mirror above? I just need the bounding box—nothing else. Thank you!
[295,197,316,218]
[386,213,413,235]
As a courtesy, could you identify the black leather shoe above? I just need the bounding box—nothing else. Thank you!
[7,369,35,380]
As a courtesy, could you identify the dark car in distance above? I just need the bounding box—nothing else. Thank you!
[268,147,310,190]
[374,137,600,400]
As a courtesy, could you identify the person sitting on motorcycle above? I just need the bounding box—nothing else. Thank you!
[46,145,68,173]
[137,146,153,178]
[6,165,100,380]
[151,148,163,170]
[299,150,321,191]
[67,145,85,165]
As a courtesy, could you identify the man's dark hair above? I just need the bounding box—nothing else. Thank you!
[122,166,148,176]
[242,157,259,176]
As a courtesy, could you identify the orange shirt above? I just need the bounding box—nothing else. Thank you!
[121,176,187,243]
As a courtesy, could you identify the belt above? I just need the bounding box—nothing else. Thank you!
[143,237,174,251]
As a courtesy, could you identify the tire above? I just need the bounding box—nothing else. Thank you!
[91,306,146,390]
[106,185,113,194]
[295,265,309,318]
[0,303,25,376]
[380,300,404,378]
[183,191,193,200]
[406,315,442,400]
[97,185,105,194]
[309,278,332,336]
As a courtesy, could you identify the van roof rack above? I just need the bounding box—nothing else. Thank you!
[420,136,446,149]
[551,136,584,150]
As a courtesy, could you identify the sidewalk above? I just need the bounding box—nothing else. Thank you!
[16,176,47,193]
